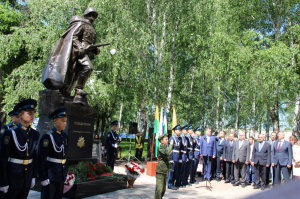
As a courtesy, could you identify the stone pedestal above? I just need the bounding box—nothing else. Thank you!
[36,90,97,160]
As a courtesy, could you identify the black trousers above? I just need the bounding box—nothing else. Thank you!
[211,158,217,178]
[168,162,179,188]
[4,186,30,199]
[106,153,117,171]
[185,160,192,184]
[135,148,143,159]
[255,164,267,187]
[226,161,234,182]
[41,181,64,199]
[179,161,188,186]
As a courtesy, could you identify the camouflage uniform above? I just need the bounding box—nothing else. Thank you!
[155,140,173,199]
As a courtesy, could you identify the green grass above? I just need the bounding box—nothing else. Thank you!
[118,141,148,160]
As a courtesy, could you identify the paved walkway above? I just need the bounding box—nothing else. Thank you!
[28,163,263,199]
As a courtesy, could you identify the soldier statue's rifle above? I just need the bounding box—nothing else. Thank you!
[85,43,110,51]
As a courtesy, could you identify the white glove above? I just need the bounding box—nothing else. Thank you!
[113,144,118,148]
[41,179,50,186]
[31,178,35,188]
[0,186,9,193]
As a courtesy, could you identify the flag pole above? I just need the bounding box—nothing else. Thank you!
[151,102,158,162]
[151,133,154,162]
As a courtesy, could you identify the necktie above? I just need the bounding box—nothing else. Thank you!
[259,142,262,152]
[278,141,282,150]
[230,140,233,147]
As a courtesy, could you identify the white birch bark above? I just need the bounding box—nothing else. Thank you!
[221,66,229,130]
[235,75,240,133]
[216,74,220,130]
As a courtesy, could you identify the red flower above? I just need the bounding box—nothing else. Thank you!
[102,172,106,176]
[108,173,111,176]
[73,165,76,167]
[87,172,92,177]
[67,182,70,186]
[102,166,105,170]
[68,172,73,175]
[86,167,89,170]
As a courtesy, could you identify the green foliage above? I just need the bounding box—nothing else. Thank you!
[0,1,21,34]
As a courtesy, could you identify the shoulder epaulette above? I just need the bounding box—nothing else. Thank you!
[46,130,54,135]
[10,126,18,130]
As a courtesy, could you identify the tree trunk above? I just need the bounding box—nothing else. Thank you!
[235,75,240,133]
[210,74,214,131]
[201,71,206,133]
[252,88,256,138]
[189,66,195,122]
[118,100,123,132]
[216,74,220,130]
[221,66,229,130]
[100,112,107,144]
[140,95,147,139]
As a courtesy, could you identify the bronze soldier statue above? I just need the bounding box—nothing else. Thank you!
[42,7,109,105]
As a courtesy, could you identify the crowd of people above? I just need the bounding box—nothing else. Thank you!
[155,124,300,199]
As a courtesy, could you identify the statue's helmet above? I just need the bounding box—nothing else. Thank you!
[84,7,98,18]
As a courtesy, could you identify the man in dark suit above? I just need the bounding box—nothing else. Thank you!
[200,128,217,182]
[267,132,277,185]
[216,131,225,181]
[223,132,235,183]
[232,131,250,187]
[251,134,271,190]
[272,132,293,185]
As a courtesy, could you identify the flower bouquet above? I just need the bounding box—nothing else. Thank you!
[125,162,145,179]
[63,172,75,194]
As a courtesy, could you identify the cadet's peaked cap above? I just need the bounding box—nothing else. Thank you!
[110,120,118,126]
[8,106,18,116]
[188,124,193,130]
[181,125,188,130]
[84,7,98,17]
[158,134,168,141]
[193,126,200,132]
[172,124,181,131]
[15,99,37,113]
[49,106,68,119]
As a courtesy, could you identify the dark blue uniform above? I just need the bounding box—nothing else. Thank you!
[105,130,120,171]
[179,134,188,187]
[191,135,201,183]
[185,134,194,185]
[0,123,39,199]
[167,134,181,188]
[38,127,69,199]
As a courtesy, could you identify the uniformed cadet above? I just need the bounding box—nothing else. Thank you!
[191,126,201,184]
[105,120,121,171]
[185,124,194,186]
[37,106,69,199]
[0,99,39,199]
[155,134,173,199]
[1,107,20,132]
[167,124,181,190]
[179,125,188,188]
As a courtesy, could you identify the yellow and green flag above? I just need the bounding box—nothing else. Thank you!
[172,105,177,134]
